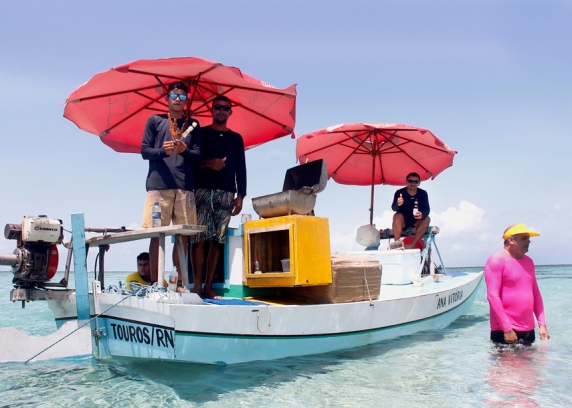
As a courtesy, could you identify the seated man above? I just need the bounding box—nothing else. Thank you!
[391,172,430,249]
[125,252,167,290]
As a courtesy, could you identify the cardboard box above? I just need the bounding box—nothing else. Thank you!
[283,254,381,303]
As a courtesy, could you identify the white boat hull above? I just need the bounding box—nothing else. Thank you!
[48,271,482,364]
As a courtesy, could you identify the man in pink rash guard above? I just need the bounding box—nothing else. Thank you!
[484,223,550,345]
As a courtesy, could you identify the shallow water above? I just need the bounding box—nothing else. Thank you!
[1,266,571,407]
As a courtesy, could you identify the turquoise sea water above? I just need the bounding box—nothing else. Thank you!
[1,265,571,407]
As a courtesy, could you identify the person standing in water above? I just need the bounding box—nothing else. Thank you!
[484,223,550,345]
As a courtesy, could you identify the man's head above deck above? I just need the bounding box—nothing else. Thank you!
[167,81,189,94]
[136,252,150,280]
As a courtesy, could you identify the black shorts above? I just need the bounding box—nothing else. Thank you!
[402,215,417,229]
[490,329,535,345]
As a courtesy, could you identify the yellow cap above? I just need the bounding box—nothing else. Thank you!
[502,223,540,240]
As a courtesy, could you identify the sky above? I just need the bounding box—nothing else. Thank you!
[1,0,571,272]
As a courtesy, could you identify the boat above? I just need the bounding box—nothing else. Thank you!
[0,160,483,364]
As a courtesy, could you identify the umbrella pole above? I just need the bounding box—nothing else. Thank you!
[370,145,377,225]
[369,183,374,225]
[185,73,201,116]
[368,133,378,225]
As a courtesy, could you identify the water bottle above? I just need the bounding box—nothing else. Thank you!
[168,266,178,291]
[253,257,261,274]
[152,201,162,228]
[413,199,419,217]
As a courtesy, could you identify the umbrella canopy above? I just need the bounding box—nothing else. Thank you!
[296,122,457,224]
[64,57,297,153]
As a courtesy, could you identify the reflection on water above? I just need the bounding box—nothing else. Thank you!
[484,345,549,407]
[0,268,571,406]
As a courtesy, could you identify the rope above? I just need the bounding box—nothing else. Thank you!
[25,283,183,363]
[25,293,130,363]
[254,307,272,333]
[104,281,184,304]
[363,266,373,305]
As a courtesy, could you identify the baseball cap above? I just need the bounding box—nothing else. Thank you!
[503,223,540,240]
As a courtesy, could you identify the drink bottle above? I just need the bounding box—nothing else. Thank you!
[168,266,178,291]
[152,202,162,228]
[253,258,261,273]
[413,199,419,217]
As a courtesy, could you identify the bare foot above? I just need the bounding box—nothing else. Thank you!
[202,289,222,300]
[190,287,202,295]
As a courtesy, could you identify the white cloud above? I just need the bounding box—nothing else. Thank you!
[478,232,496,242]
[430,200,486,238]
[372,210,394,230]
[554,203,561,210]
[330,229,362,254]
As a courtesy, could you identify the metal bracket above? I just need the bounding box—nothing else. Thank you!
[92,328,107,338]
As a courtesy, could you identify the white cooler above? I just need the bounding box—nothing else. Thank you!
[348,249,421,285]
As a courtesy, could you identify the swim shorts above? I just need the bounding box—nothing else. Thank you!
[189,189,234,244]
[490,329,535,345]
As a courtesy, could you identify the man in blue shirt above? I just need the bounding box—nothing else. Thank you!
[190,95,247,299]
[141,81,202,282]
[391,172,430,249]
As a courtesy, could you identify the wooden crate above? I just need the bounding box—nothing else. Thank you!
[283,254,381,303]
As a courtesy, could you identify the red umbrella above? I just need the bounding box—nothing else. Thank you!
[296,122,457,224]
[64,57,297,153]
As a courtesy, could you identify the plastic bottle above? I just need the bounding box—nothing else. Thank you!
[168,266,178,291]
[253,257,261,274]
[413,199,419,217]
[152,202,162,228]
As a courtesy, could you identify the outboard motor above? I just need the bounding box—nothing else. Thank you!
[1,216,62,288]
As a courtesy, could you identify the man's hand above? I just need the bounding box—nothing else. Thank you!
[173,140,187,154]
[539,326,550,340]
[163,141,175,156]
[231,195,244,216]
[414,211,422,220]
[397,193,404,206]
[204,157,226,171]
[504,330,518,343]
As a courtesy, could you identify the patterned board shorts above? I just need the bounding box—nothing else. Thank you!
[189,189,235,244]
[141,189,197,228]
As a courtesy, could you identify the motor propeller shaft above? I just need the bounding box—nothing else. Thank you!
[0,253,18,266]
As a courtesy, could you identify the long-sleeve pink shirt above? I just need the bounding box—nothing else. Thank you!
[484,249,546,332]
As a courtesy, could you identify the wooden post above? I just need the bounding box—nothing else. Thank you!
[157,232,166,287]
[71,213,90,322]
[175,234,190,289]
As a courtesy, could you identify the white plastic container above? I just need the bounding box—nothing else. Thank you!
[348,249,421,285]
[281,258,290,272]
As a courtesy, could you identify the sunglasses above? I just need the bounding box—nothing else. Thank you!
[407,179,420,184]
[168,93,188,101]
[213,104,231,112]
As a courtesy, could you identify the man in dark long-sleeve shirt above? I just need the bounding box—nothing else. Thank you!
[140,81,202,283]
[190,95,246,299]
[391,172,430,249]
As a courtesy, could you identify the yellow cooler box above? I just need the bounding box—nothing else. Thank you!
[244,215,332,287]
